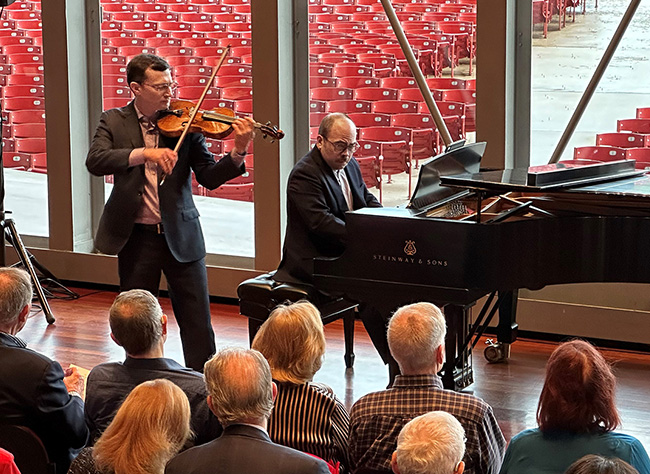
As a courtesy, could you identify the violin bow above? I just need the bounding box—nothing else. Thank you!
[160,45,232,185]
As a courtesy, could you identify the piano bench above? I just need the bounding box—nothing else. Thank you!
[237,272,357,368]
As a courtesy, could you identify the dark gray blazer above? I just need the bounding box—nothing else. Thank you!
[86,101,244,263]
[274,146,381,285]
[0,333,88,474]
[164,424,331,474]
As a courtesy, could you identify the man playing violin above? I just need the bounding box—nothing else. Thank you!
[86,53,255,372]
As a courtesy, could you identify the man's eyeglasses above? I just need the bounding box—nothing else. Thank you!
[143,82,178,92]
[322,135,360,154]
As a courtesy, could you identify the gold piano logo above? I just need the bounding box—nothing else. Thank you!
[404,240,417,256]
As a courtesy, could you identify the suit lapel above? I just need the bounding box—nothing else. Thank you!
[345,161,364,210]
[312,147,349,213]
[123,101,146,149]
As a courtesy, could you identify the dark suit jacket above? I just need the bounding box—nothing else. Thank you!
[86,101,244,263]
[84,356,221,446]
[165,424,330,474]
[0,333,88,474]
[274,146,382,284]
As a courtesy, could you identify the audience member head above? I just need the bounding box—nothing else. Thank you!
[204,347,275,427]
[537,340,620,434]
[126,53,170,86]
[252,300,326,384]
[109,289,166,357]
[387,302,446,374]
[565,455,639,474]
[316,113,358,170]
[93,379,191,474]
[0,267,32,334]
[391,411,466,474]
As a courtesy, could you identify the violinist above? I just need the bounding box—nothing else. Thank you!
[86,53,255,372]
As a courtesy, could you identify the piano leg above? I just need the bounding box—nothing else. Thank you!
[484,290,519,362]
[442,304,474,391]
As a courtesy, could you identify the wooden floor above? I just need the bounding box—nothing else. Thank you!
[22,286,650,447]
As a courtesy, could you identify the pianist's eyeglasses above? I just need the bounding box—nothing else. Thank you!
[321,135,360,154]
[143,82,179,92]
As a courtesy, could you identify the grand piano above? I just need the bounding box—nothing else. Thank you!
[314,145,650,390]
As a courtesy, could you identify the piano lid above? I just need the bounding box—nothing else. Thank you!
[440,159,645,193]
[408,141,486,212]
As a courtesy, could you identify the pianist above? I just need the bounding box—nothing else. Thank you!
[273,113,395,375]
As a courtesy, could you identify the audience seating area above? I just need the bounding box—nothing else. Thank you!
[0,0,480,204]
[567,109,650,169]
[533,0,590,39]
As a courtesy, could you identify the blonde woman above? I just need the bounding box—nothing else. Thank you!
[252,300,350,472]
[68,379,191,474]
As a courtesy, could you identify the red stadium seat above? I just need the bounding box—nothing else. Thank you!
[205,183,254,202]
[201,4,235,14]
[441,89,476,132]
[595,133,646,149]
[354,87,398,101]
[107,37,146,47]
[3,151,33,170]
[358,126,412,195]
[390,113,437,162]
[311,87,354,101]
[336,76,380,88]
[220,87,252,100]
[310,112,329,127]
[2,84,44,98]
[311,76,338,88]
[371,100,419,115]
[310,63,333,77]
[347,112,391,127]
[573,146,626,161]
[213,76,252,88]
[8,109,45,123]
[426,77,466,90]
[144,38,182,50]
[637,108,650,119]
[617,119,650,134]
[15,137,46,153]
[325,100,372,113]
[626,148,650,168]
[173,64,213,76]
[356,155,383,202]
[218,64,252,76]
[380,76,418,89]
[13,123,45,138]
[318,52,357,63]
[310,100,327,113]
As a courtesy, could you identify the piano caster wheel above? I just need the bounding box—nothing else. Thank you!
[484,340,509,364]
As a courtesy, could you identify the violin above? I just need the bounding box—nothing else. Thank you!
[157,100,284,141]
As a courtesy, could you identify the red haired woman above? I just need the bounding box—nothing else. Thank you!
[499,340,650,474]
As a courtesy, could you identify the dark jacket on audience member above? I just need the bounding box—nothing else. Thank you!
[84,356,222,446]
[0,333,88,474]
[164,424,331,474]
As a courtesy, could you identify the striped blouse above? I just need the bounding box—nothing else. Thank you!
[268,381,350,473]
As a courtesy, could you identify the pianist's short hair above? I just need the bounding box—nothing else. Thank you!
[537,340,620,434]
[318,112,353,138]
[204,347,274,426]
[109,289,164,356]
[251,300,325,384]
[127,53,171,85]
[565,455,639,474]
[388,302,446,373]
[395,411,465,474]
[0,267,32,326]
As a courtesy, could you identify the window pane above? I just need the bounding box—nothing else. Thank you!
[1,2,47,237]
[531,1,650,165]
[99,0,254,257]
[307,0,477,206]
